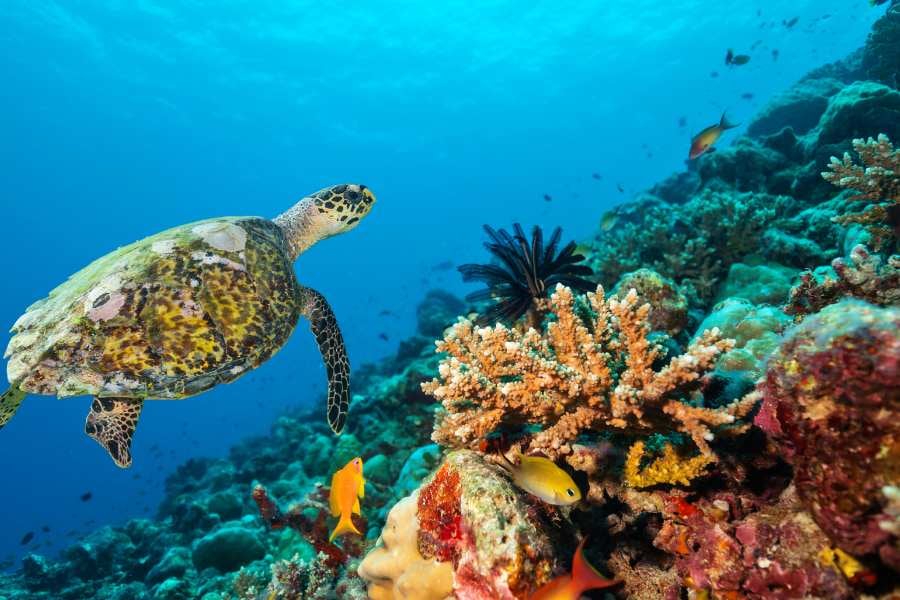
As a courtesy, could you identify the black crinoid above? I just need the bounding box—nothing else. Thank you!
[458,224,595,328]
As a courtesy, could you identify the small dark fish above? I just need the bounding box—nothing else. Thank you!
[678,116,687,128]
[750,39,763,50]
[616,183,625,193]
[756,9,762,17]
[870,0,888,5]
[41,526,50,533]
[726,49,751,66]
[378,333,389,341]
[710,70,719,78]
[378,309,394,317]
[542,194,552,202]
[591,172,602,180]
[20,532,34,546]
[80,492,92,502]
[741,92,755,100]
[431,260,454,271]
[783,17,799,28]
[772,48,780,61]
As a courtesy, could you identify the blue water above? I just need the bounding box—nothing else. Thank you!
[0,0,884,568]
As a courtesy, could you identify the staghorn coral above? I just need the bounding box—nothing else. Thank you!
[757,300,900,571]
[623,441,713,489]
[786,244,900,317]
[424,284,758,462]
[823,134,900,250]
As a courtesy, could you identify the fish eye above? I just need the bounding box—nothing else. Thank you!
[566,488,576,497]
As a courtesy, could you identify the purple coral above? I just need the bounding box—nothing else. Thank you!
[757,300,900,570]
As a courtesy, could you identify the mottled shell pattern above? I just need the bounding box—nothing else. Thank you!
[4,218,299,400]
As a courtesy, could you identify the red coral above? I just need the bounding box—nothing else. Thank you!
[417,463,463,563]
[252,483,366,570]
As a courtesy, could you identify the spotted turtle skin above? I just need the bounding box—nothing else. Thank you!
[5,217,300,400]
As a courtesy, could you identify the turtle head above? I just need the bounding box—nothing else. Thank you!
[274,184,376,260]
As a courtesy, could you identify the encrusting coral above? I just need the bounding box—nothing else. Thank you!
[357,493,453,600]
[823,134,899,250]
[623,441,713,489]
[424,283,758,462]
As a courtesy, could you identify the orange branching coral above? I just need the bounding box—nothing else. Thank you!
[823,134,900,249]
[423,284,757,460]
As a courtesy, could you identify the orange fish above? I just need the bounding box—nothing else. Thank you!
[530,538,620,600]
[328,456,365,542]
[689,112,739,159]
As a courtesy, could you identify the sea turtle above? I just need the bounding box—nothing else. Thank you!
[0,184,375,467]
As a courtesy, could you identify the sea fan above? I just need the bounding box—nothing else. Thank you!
[458,224,594,326]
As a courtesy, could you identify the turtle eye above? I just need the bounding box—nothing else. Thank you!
[566,488,576,497]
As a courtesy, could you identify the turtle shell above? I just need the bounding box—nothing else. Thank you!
[4,217,300,399]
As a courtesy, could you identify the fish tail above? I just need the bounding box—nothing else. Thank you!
[719,111,740,130]
[329,514,361,542]
[0,385,25,429]
[571,538,620,594]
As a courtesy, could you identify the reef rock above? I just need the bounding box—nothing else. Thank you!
[612,268,688,335]
[191,523,266,573]
[757,300,900,571]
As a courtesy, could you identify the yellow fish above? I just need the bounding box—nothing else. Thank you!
[503,454,582,506]
[328,456,365,542]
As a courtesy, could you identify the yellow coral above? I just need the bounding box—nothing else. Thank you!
[624,441,713,488]
[818,547,865,581]
[423,284,758,460]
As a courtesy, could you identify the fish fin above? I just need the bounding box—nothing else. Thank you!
[719,111,740,130]
[84,397,143,469]
[353,497,361,515]
[329,482,341,517]
[329,514,361,542]
[571,538,620,593]
[0,385,25,429]
[358,477,366,499]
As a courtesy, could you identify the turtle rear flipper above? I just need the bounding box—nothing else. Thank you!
[0,385,25,428]
[85,397,144,468]
[299,287,350,434]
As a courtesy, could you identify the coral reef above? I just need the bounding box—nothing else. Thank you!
[4,7,900,599]
[786,244,900,317]
[756,300,900,571]
[425,284,756,461]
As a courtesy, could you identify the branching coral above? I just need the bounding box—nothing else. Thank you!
[823,134,900,250]
[786,244,900,317]
[423,284,758,462]
[252,484,366,570]
[623,441,713,488]
[458,224,594,328]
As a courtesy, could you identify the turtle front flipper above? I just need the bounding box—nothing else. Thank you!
[299,287,350,434]
[85,397,144,468]
[0,385,26,428]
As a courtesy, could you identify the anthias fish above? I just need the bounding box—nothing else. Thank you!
[689,112,739,159]
[503,454,582,506]
[530,539,620,599]
[328,457,365,542]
